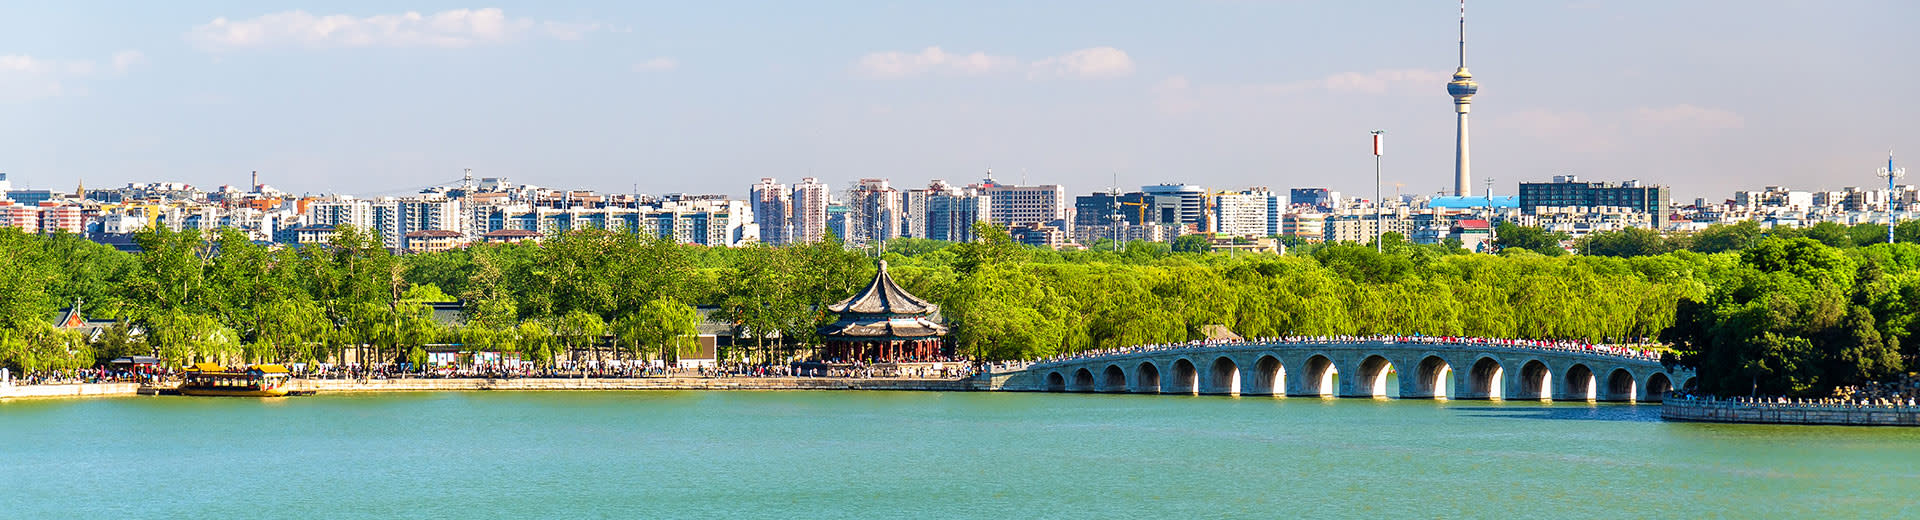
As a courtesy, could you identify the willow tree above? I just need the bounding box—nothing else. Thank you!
[616,299,701,365]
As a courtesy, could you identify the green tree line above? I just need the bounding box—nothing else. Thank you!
[4,221,1919,398]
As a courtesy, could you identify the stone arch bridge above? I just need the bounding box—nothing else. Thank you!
[987,340,1693,402]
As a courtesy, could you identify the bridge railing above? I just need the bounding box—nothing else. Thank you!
[1023,337,1666,371]
[1665,393,1920,411]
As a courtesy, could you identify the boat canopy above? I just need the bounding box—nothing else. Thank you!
[188,363,226,373]
[251,364,290,375]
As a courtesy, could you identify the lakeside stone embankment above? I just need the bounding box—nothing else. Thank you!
[0,378,981,400]
[1660,396,1920,426]
[288,377,983,393]
[0,383,142,400]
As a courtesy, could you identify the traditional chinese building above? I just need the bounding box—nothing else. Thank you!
[54,300,121,342]
[818,260,950,362]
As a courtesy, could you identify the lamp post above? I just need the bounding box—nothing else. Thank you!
[1372,130,1386,253]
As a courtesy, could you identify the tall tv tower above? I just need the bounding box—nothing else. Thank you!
[1880,151,1906,244]
[1447,0,1480,197]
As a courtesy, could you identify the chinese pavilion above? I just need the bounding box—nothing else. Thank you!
[818,260,950,362]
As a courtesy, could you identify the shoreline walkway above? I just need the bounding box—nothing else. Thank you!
[0,377,981,400]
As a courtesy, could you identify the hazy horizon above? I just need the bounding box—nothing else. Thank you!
[2,1,1915,202]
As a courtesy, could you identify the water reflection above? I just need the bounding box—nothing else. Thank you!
[1452,404,1662,422]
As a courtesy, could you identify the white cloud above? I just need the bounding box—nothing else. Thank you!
[111,50,146,73]
[855,46,1017,79]
[0,49,143,101]
[633,57,678,72]
[186,8,597,51]
[0,55,49,74]
[1029,46,1135,79]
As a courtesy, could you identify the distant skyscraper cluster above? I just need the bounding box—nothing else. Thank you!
[1,5,1906,255]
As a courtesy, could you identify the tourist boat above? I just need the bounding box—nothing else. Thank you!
[177,363,298,397]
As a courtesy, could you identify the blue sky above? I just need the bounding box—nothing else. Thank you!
[1,1,1914,201]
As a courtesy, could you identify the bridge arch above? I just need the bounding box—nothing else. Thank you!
[1247,355,1284,396]
[1134,361,1161,394]
[1354,355,1394,398]
[1206,356,1241,395]
[1602,368,1637,402]
[1071,368,1096,393]
[1562,363,1595,401]
[1292,354,1338,397]
[1167,358,1199,395]
[1514,360,1551,400]
[1045,372,1065,392]
[1100,364,1128,393]
[1408,355,1453,399]
[1461,356,1503,400]
[1644,372,1672,402]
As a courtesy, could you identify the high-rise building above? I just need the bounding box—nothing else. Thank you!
[1073,192,1153,228]
[307,196,461,250]
[846,178,902,246]
[790,177,830,243]
[984,182,1067,228]
[307,198,375,231]
[1517,176,1672,227]
[926,182,990,242]
[901,185,933,239]
[1212,189,1277,238]
[476,198,757,247]
[1142,184,1208,231]
[825,202,848,242]
[1289,188,1335,211]
[1447,1,1480,197]
[750,178,790,245]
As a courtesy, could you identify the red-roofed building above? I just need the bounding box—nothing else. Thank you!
[1449,219,1495,253]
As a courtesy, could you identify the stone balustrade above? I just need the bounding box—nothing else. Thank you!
[1659,395,1920,426]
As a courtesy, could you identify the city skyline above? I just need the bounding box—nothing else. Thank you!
[2,1,1916,201]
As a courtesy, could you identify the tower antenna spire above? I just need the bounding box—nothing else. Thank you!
[1447,0,1480,197]
[1880,148,1907,244]
[1459,0,1467,68]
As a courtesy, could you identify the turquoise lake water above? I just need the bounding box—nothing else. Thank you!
[4,391,1918,518]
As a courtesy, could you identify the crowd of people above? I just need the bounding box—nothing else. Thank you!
[1672,392,1920,409]
[1,366,169,386]
[8,335,1673,388]
[292,359,978,381]
[3,359,982,387]
[1029,335,1665,368]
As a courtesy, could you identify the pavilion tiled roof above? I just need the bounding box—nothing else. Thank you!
[827,260,937,316]
[818,316,949,339]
